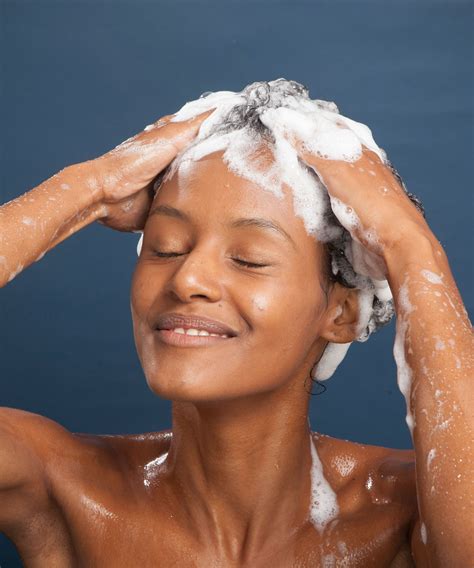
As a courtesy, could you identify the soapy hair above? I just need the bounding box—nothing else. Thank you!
[205,80,424,342]
[155,79,424,346]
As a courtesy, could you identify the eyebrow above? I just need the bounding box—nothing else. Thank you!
[149,204,296,248]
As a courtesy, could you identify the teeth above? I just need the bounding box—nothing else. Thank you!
[169,327,229,338]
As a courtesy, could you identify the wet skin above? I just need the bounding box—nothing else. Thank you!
[0,153,423,567]
[0,112,471,567]
[0,410,420,567]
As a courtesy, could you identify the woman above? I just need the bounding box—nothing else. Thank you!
[0,80,471,567]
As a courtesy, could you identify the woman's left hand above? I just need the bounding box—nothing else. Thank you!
[293,142,431,257]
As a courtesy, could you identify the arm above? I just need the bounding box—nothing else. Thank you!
[0,408,71,532]
[0,161,106,287]
[384,230,472,567]
[0,110,212,288]
[294,145,472,567]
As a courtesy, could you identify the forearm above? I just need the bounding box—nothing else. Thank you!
[0,161,106,287]
[384,232,473,566]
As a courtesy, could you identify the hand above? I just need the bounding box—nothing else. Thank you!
[92,110,213,232]
[294,142,430,257]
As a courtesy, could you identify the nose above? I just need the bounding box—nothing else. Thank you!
[165,247,223,304]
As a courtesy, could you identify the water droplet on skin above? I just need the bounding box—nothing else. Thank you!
[427,448,436,470]
[421,523,428,544]
[252,296,267,312]
[421,269,443,285]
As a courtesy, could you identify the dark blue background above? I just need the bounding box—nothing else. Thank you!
[1,0,472,564]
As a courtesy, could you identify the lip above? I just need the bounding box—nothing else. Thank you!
[154,313,239,337]
[156,329,235,348]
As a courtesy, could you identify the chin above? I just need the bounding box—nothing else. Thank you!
[144,366,234,402]
[143,364,274,404]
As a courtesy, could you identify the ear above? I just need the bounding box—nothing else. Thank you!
[319,282,361,344]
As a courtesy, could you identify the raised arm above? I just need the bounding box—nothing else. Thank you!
[383,214,472,567]
[295,144,473,567]
[0,111,212,288]
[0,159,105,286]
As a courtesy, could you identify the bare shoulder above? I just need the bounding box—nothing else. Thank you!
[0,406,76,492]
[0,407,83,535]
[310,433,420,566]
[0,406,113,481]
[0,408,173,564]
[312,431,416,498]
[0,406,81,456]
[0,406,172,500]
[0,406,171,465]
[312,432,418,534]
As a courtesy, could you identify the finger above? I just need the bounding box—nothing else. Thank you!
[142,108,215,151]
[99,108,216,202]
[143,114,175,131]
[111,108,215,155]
[295,140,402,195]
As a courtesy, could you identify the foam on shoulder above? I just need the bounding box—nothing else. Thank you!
[309,435,339,532]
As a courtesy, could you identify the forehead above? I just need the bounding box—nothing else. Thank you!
[150,149,305,235]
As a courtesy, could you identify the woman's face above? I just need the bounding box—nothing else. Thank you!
[130,148,331,402]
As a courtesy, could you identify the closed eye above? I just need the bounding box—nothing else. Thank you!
[154,251,185,258]
[153,251,268,269]
[232,258,268,269]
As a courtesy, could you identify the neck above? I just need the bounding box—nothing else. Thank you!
[163,378,314,561]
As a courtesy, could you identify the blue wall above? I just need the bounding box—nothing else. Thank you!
[1,0,472,564]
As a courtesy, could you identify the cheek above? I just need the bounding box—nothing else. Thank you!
[245,272,326,344]
[133,317,158,377]
[238,277,326,383]
[130,263,161,324]
[251,294,269,312]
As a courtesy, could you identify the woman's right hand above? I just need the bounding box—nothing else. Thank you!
[92,110,213,232]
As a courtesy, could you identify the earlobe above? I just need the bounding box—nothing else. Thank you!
[319,284,360,344]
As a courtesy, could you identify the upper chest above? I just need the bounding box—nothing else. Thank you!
[17,434,416,567]
[22,474,414,568]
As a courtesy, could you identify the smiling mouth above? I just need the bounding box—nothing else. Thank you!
[156,328,235,347]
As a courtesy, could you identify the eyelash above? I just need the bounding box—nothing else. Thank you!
[153,251,268,269]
